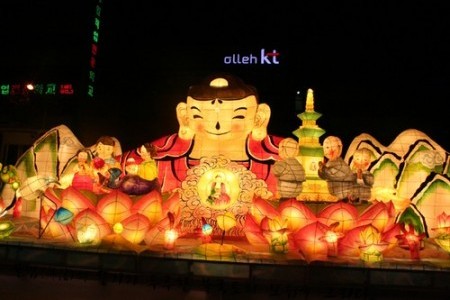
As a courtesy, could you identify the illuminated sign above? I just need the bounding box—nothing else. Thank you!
[223,48,280,65]
[87,0,103,98]
[0,83,74,96]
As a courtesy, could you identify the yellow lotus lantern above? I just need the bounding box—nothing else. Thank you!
[261,216,289,253]
[358,225,388,263]
[431,212,450,252]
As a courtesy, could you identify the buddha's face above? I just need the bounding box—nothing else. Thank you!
[186,95,258,141]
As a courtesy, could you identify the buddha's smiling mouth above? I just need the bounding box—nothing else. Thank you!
[206,130,230,135]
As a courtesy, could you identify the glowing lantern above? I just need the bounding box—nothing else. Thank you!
[250,197,279,224]
[144,217,171,246]
[396,223,426,260]
[357,201,396,233]
[261,216,289,253]
[431,212,450,253]
[113,222,124,234]
[97,190,133,225]
[278,199,316,232]
[77,223,99,244]
[0,221,15,238]
[318,202,358,233]
[293,221,329,262]
[74,208,112,244]
[243,213,269,246]
[39,207,74,240]
[358,225,388,263]
[131,190,163,226]
[60,186,96,215]
[120,213,150,244]
[54,207,74,225]
[164,212,178,249]
[320,224,344,257]
[164,229,178,250]
[431,212,450,235]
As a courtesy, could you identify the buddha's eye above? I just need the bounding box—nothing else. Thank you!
[232,115,245,119]
[193,114,203,119]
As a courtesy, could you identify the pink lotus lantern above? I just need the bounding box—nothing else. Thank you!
[74,208,112,244]
[318,202,358,233]
[97,190,133,225]
[278,199,316,232]
[356,201,396,233]
[131,190,163,227]
[243,213,269,246]
[120,213,150,244]
[60,186,96,215]
[250,197,279,224]
[293,221,329,262]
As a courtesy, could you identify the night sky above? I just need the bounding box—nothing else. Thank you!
[1,1,449,152]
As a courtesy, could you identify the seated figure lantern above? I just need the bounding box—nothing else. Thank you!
[121,73,283,196]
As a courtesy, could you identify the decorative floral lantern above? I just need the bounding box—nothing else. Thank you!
[40,207,74,241]
[278,199,316,232]
[250,197,279,225]
[74,208,112,244]
[97,190,133,225]
[357,201,396,233]
[358,225,388,263]
[131,190,163,227]
[432,212,450,252]
[261,216,289,253]
[60,186,96,215]
[293,221,329,262]
[318,202,358,233]
[120,213,150,244]
[396,223,426,260]
[243,213,270,246]
[319,223,344,257]
[54,207,74,225]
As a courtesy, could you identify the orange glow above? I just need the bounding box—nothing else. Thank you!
[164,229,178,249]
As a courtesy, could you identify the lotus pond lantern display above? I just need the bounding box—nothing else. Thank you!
[0,73,450,272]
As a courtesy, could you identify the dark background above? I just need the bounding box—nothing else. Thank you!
[1,1,448,152]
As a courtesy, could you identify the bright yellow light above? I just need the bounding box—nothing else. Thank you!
[113,222,124,234]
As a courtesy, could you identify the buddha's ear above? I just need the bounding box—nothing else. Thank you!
[176,102,194,139]
[252,103,271,141]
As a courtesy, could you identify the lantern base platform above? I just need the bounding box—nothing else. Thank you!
[1,215,450,298]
